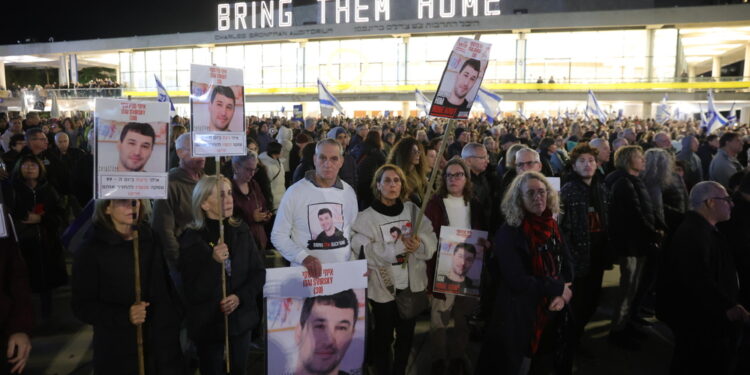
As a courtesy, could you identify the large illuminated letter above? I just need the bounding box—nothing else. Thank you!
[261,0,274,27]
[318,0,327,24]
[218,4,230,31]
[484,0,501,16]
[234,3,248,30]
[439,0,455,18]
[354,0,369,22]
[417,0,434,19]
[462,0,478,17]
[279,0,292,27]
[374,0,390,21]
[336,0,350,24]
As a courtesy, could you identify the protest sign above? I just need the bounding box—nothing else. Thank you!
[429,37,492,120]
[94,98,169,199]
[264,260,367,375]
[433,226,488,297]
[190,64,246,156]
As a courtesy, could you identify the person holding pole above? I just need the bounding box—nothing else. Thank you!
[71,199,184,374]
[179,175,265,375]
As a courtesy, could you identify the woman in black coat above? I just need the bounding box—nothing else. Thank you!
[179,175,265,375]
[8,155,68,318]
[355,130,386,210]
[477,171,574,375]
[71,199,184,375]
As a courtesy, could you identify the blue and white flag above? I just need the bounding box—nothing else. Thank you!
[726,102,737,126]
[702,89,729,133]
[415,89,431,117]
[616,109,624,122]
[318,79,345,117]
[474,87,503,122]
[585,90,608,124]
[517,108,528,121]
[154,74,176,115]
[655,94,671,125]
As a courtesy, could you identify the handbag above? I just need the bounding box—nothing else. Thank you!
[394,287,429,320]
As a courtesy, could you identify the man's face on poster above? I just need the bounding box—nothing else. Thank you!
[117,130,154,172]
[296,302,356,375]
[208,92,236,131]
[452,63,479,103]
[452,247,476,277]
[318,212,334,234]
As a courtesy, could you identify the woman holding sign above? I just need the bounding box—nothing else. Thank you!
[71,199,184,374]
[179,175,265,375]
[476,171,574,375]
[423,158,487,374]
[351,164,437,375]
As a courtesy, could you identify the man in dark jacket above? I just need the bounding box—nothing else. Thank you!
[697,134,719,181]
[447,127,469,160]
[328,127,357,189]
[21,127,70,195]
[661,181,747,375]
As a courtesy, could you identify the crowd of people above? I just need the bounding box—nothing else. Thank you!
[2,79,122,99]
[1,109,750,375]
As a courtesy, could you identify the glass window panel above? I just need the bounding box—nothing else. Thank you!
[119,52,130,72]
[263,66,281,87]
[382,62,397,84]
[177,49,193,70]
[133,71,146,90]
[162,69,177,89]
[227,46,245,69]
[192,48,211,65]
[132,51,145,72]
[145,50,160,69]
[263,44,281,67]
[161,50,177,70]
[340,63,360,84]
[177,70,190,89]
[362,63,382,85]
[245,45,263,87]
[120,72,131,88]
[213,46,227,66]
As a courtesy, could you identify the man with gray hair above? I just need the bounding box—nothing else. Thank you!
[272,138,359,278]
[589,138,613,177]
[462,142,492,224]
[151,133,206,271]
[514,148,543,175]
[660,181,747,374]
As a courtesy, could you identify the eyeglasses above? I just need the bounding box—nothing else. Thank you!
[524,189,547,199]
[705,196,733,205]
[516,160,539,169]
[445,172,465,180]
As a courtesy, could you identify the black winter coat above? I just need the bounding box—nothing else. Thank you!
[71,223,184,375]
[179,219,265,342]
[559,174,610,277]
[605,169,663,257]
[9,179,67,292]
[355,143,386,210]
[478,223,574,374]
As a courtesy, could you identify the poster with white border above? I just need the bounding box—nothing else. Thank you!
[264,260,367,375]
[433,226,488,297]
[0,204,7,238]
[429,37,492,120]
[190,64,246,156]
[94,98,169,199]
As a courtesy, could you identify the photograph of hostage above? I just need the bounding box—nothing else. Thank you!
[315,208,345,244]
[294,289,359,375]
[116,122,155,172]
[207,85,237,132]
[441,242,478,295]
[443,58,480,113]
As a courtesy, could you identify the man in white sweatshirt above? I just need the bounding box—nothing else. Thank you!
[271,138,359,277]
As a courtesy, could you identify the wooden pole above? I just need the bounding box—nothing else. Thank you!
[413,119,456,234]
[216,158,231,373]
[132,200,145,375]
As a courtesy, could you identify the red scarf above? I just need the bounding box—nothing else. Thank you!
[521,208,562,354]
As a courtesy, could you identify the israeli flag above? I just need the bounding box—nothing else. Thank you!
[726,102,737,126]
[616,109,624,122]
[702,89,729,133]
[517,108,528,121]
[474,87,503,122]
[154,74,176,115]
[415,89,431,117]
[318,79,345,117]
[585,90,608,124]
[655,94,671,125]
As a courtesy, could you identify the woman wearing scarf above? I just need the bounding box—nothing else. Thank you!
[477,171,574,375]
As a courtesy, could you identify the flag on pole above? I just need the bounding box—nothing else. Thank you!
[474,87,503,122]
[318,79,345,117]
[616,109,624,122]
[726,102,737,126]
[154,74,176,116]
[517,108,528,121]
[655,94,671,125]
[702,89,729,133]
[585,90,608,124]
[51,92,60,118]
[415,89,431,117]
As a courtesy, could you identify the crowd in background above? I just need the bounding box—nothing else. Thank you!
[1,109,749,374]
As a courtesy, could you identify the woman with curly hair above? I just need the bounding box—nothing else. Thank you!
[387,137,428,206]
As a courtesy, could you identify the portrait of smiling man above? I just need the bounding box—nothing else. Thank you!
[207,85,237,132]
[294,289,359,375]
[116,122,155,172]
